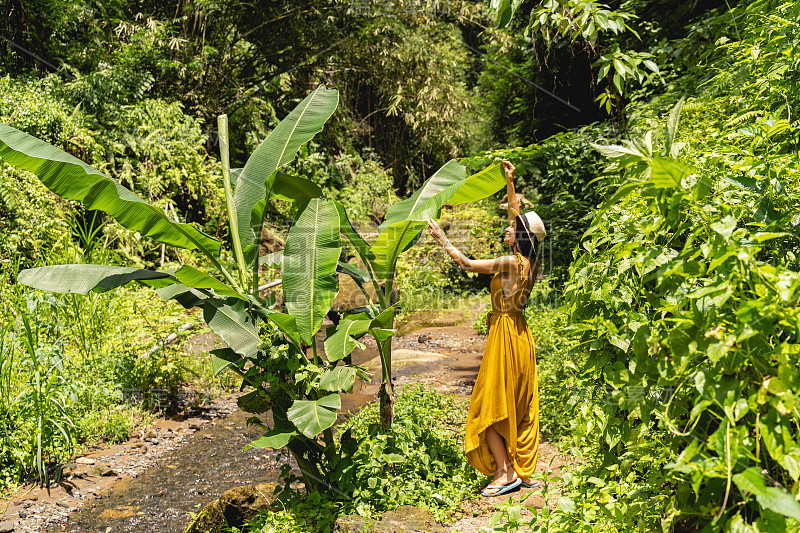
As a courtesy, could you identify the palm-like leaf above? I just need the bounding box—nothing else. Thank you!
[174,265,244,300]
[234,87,338,253]
[370,162,506,279]
[378,159,466,231]
[369,220,426,279]
[202,298,261,358]
[324,318,372,362]
[0,124,221,255]
[287,394,341,438]
[17,265,174,294]
[282,198,341,345]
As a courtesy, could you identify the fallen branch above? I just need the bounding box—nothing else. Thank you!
[258,279,282,291]
[142,322,197,358]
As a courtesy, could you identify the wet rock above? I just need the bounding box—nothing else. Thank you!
[364,349,451,372]
[0,520,14,532]
[88,464,115,477]
[334,506,444,533]
[183,482,278,533]
[61,462,77,478]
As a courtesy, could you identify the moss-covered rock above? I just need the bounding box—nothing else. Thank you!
[183,482,278,533]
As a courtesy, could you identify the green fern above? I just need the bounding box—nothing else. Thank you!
[724,110,763,128]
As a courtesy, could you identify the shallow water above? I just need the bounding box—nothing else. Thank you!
[47,407,284,533]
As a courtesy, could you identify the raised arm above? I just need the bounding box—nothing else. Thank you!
[427,219,516,274]
[503,160,520,226]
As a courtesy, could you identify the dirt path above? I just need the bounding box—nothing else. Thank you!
[350,312,576,533]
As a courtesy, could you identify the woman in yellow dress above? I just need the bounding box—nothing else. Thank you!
[427,160,545,497]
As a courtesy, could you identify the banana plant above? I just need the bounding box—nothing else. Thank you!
[0,84,506,490]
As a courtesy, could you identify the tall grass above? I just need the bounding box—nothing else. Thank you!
[17,301,77,486]
[0,256,210,490]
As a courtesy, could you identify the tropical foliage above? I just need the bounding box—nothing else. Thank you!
[0,82,509,491]
[2,0,800,530]
[528,2,800,529]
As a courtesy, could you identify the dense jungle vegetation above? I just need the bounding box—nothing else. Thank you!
[1,0,799,531]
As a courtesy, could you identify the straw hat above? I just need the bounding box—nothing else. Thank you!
[517,210,546,244]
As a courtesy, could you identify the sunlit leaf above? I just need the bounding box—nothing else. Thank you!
[0,124,221,255]
[287,394,341,438]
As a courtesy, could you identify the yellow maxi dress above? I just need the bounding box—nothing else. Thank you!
[465,255,539,478]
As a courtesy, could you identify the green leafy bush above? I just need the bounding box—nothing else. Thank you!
[0,262,203,490]
[287,143,398,228]
[552,92,799,533]
[0,75,104,265]
[331,385,483,520]
[241,385,482,532]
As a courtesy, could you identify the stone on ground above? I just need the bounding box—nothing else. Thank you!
[363,349,450,372]
[183,482,278,533]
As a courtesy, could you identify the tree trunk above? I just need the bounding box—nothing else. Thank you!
[286,439,323,493]
[379,381,395,430]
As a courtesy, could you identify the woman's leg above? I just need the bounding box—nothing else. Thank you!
[482,425,517,494]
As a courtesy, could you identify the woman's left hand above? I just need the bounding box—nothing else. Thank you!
[427,219,447,245]
[502,160,515,180]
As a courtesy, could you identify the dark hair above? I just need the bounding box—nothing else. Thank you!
[514,214,538,260]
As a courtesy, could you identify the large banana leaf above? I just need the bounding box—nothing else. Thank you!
[234,86,338,253]
[210,347,244,376]
[270,172,323,203]
[248,172,323,239]
[202,298,261,358]
[245,172,324,265]
[378,159,466,231]
[333,200,371,262]
[282,198,341,345]
[0,124,221,255]
[155,283,214,309]
[324,318,372,362]
[17,265,174,294]
[402,162,506,222]
[369,162,506,279]
[174,265,244,300]
[369,220,426,280]
[440,162,506,206]
[319,366,358,393]
[287,394,341,438]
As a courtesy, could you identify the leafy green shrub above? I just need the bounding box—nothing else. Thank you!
[242,386,482,532]
[0,75,104,265]
[229,491,339,533]
[0,258,205,489]
[108,99,225,233]
[551,106,800,531]
[286,143,398,228]
[331,385,483,520]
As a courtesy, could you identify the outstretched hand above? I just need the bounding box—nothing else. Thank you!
[502,160,515,180]
[427,218,447,245]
